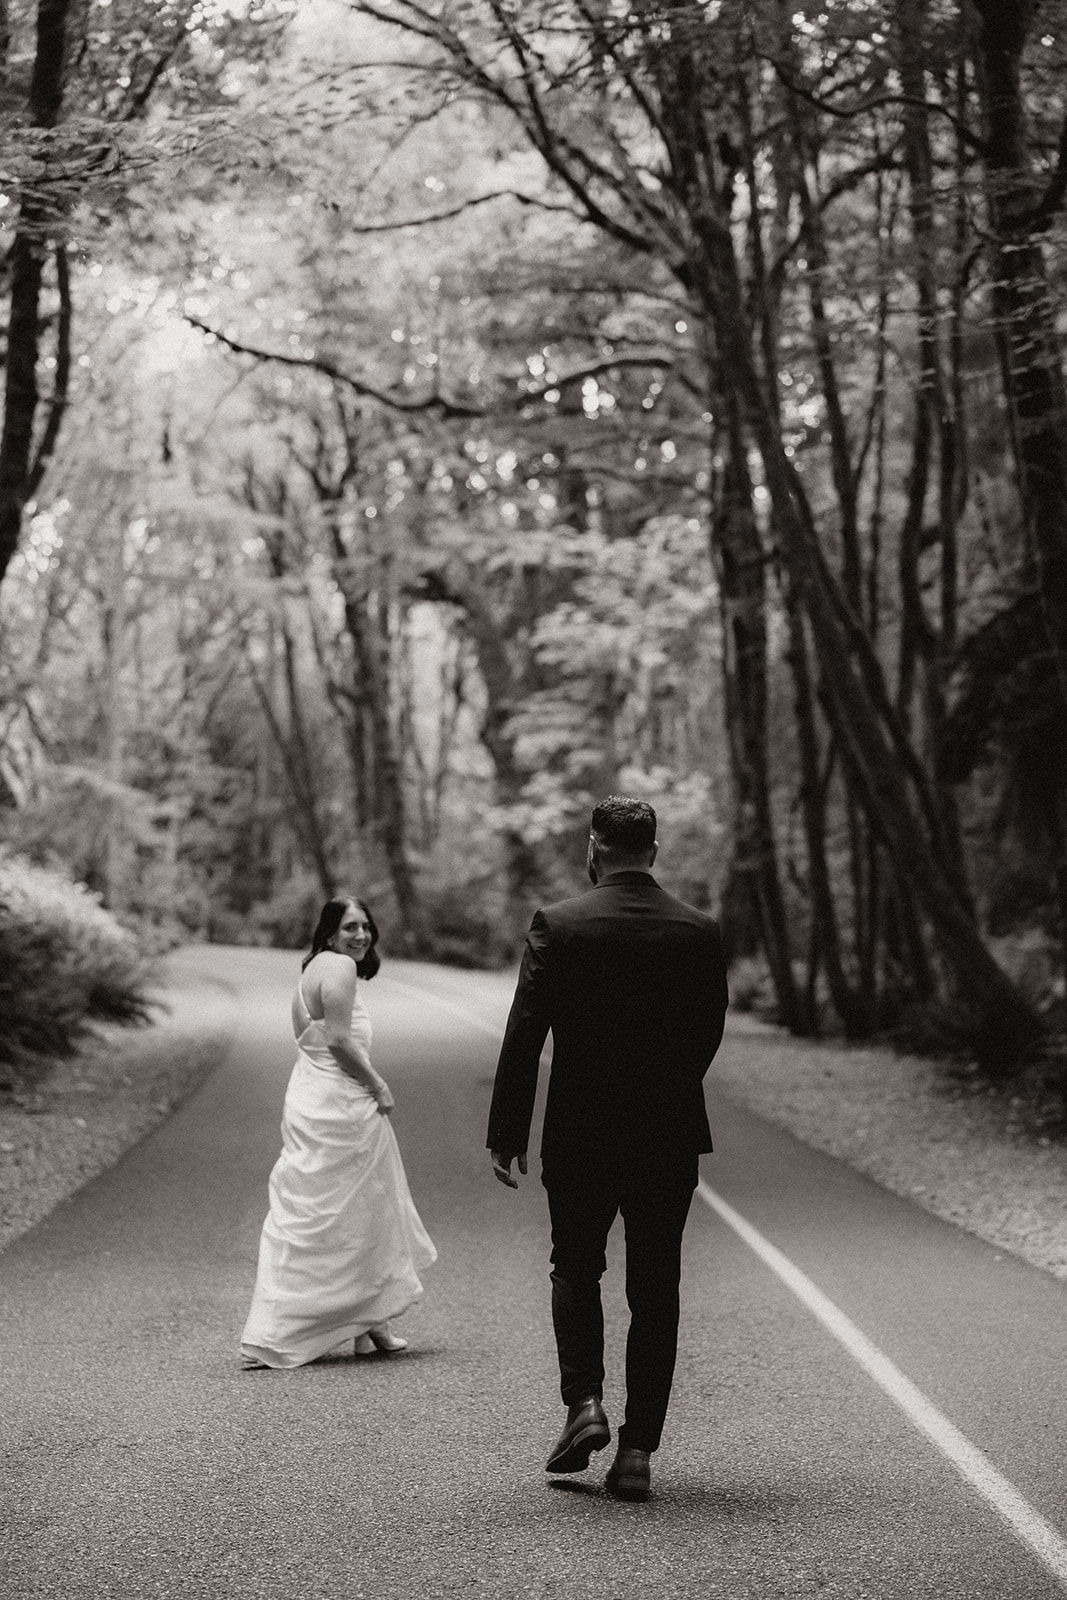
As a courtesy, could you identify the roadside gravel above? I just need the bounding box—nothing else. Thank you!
[2,951,1065,1287]
[0,953,238,1252]
[710,1013,1067,1283]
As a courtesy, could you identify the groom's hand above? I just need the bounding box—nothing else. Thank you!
[491,1149,528,1188]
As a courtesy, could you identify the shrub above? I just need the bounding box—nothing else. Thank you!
[0,853,153,1091]
[413,884,519,970]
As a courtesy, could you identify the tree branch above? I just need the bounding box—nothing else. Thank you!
[343,188,586,232]
[123,22,188,121]
[359,0,663,259]
[768,58,987,153]
[186,315,676,418]
[184,316,485,418]
[1018,109,1067,232]
[26,242,71,498]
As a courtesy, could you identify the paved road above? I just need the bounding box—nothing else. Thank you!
[3,946,1066,1599]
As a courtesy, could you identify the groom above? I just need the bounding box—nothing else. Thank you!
[488,796,729,1500]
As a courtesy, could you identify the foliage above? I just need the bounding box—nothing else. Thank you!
[720,955,778,1019]
[413,882,517,970]
[0,0,1066,1086]
[0,851,153,1091]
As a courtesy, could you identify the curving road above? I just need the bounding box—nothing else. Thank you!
[2,945,1066,1599]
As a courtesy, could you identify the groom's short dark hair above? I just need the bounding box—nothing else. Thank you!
[591,795,657,854]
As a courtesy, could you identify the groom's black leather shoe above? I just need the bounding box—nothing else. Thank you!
[605,1445,651,1501]
[545,1397,611,1473]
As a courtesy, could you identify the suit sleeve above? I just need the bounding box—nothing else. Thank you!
[698,922,730,1071]
[486,910,553,1154]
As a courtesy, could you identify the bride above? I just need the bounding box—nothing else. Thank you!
[240,896,436,1369]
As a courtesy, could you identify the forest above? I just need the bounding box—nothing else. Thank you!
[1,0,1065,1089]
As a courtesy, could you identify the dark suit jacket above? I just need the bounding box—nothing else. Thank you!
[487,871,729,1173]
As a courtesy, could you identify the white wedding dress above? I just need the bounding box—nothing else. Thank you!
[240,978,436,1369]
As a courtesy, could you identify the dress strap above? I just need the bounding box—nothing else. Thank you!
[296,974,321,1023]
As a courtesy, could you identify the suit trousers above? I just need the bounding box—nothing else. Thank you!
[543,1145,699,1453]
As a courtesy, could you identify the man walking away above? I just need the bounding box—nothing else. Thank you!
[488,796,729,1500]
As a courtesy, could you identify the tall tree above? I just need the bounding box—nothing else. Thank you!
[0,0,75,586]
[346,0,1041,1061]
[0,0,294,590]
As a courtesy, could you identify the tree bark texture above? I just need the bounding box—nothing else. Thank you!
[971,0,1067,700]
[0,0,74,588]
[330,537,421,948]
[709,233,1038,1063]
[629,0,1035,1063]
[416,562,547,919]
[969,0,1067,989]
[710,407,805,1030]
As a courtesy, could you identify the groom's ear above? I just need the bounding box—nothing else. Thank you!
[587,836,600,884]
[649,841,659,867]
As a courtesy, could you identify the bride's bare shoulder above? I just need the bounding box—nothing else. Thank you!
[305,950,347,969]
[308,951,356,991]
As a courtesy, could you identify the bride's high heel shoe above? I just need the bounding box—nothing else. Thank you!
[371,1324,408,1352]
[354,1323,408,1355]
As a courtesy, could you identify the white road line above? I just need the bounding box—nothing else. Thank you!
[697,1180,1067,1590]
[382,977,504,1039]
[385,984,1066,1581]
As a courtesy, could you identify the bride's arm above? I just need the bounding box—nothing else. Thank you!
[319,958,393,1109]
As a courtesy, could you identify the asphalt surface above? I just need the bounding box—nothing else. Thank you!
[2,945,1066,1599]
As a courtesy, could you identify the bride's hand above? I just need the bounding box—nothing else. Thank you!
[375,1081,395,1115]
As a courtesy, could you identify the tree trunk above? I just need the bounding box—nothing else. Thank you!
[330,536,420,948]
[242,617,336,903]
[416,564,545,920]
[710,404,805,1029]
[685,176,1039,1063]
[894,0,973,905]
[786,99,862,612]
[646,0,1037,1061]
[786,598,870,1033]
[652,18,803,1029]
[971,0,1067,704]
[969,0,1067,1000]
[0,0,74,588]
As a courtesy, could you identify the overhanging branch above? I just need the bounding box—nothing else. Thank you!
[185,316,677,419]
[344,188,587,232]
[769,58,987,153]
[184,316,485,418]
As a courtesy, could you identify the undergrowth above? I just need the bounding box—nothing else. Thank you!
[0,852,153,1093]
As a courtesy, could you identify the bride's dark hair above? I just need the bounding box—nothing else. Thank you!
[303,897,381,979]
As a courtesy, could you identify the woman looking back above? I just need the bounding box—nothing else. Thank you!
[240,896,436,1369]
